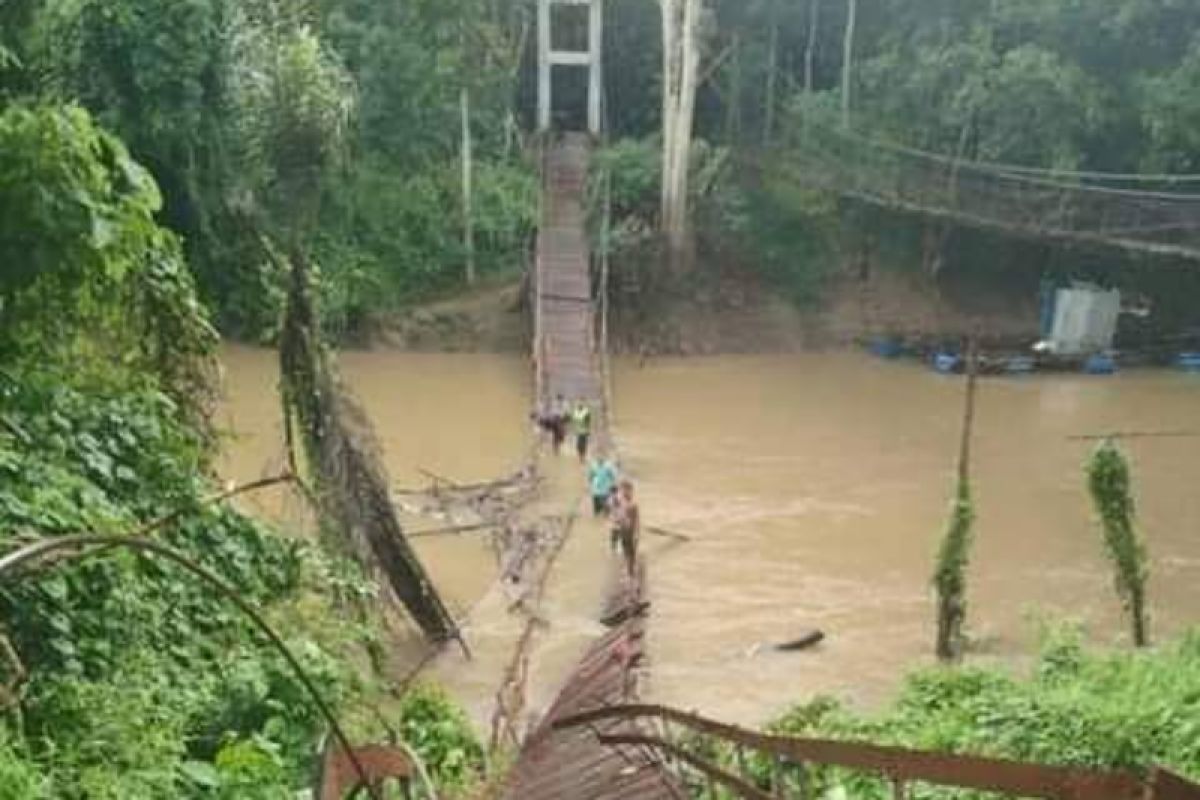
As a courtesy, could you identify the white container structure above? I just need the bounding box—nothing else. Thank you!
[1048,284,1122,356]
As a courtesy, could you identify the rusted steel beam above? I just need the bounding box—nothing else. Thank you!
[316,744,413,800]
[556,704,1148,800]
[1148,768,1200,800]
[598,733,776,800]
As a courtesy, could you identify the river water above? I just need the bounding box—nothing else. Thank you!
[219,345,1200,727]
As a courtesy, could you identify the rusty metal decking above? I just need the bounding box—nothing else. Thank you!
[502,567,683,800]
[501,135,683,799]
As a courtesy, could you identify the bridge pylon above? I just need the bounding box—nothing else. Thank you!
[537,0,603,134]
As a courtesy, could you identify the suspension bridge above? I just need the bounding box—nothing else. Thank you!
[484,130,1200,800]
[780,119,1200,264]
[319,1,1200,796]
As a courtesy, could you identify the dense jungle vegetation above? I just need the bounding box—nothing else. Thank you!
[594,0,1200,316]
[4,0,1200,796]
[6,1,1200,335]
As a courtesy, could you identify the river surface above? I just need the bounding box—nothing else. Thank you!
[219,344,1200,727]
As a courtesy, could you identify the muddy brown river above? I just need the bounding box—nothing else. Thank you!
[219,344,1200,727]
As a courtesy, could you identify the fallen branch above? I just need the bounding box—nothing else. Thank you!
[8,473,300,575]
[419,467,464,490]
[0,633,28,710]
[646,525,694,543]
[408,522,496,539]
[1068,430,1200,442]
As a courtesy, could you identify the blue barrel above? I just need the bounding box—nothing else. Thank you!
[869,337,904,359]
[1006,356,1035,375]
[1083,354,1118,375]
[933,352,960,374]
[1177,353,1200,372]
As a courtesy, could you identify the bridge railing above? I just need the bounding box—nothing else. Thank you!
[777,121,1200,262]
[554,704,1200,800]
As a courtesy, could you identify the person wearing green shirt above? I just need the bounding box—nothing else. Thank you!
[571,400,593,461]
[587,455,618,517]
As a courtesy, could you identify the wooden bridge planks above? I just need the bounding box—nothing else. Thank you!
[535,134,602,408]
[502,135,682,799]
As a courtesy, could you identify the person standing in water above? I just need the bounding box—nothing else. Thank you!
[588,454,617,517]
[610,480,640,577]
[547,393,568,454]
[571,399,593,462]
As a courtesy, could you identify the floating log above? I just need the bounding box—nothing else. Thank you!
[601,600,651,628]
[774,630,826,652]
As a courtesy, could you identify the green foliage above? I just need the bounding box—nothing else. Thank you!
[760,628,1200,798]
[1141,34,1200,173]
[0,730,50,800]
[591,136,744,255]
[0,104,217,436]
[0,363,354,797]
[1087,441,1150,647]
[228,16,355,236]
[397,684,486,791]
[737,169,838,306]
[934,478,975,661]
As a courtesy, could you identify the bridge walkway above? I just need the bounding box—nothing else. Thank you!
[500,134,684,799]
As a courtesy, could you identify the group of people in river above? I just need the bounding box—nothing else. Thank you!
[533,395,639,576]
[533,393,592,460]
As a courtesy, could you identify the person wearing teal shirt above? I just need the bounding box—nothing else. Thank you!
[587,456,618,517]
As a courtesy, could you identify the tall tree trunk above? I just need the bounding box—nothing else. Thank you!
[726,34,742,145]
[805,0,820,93]
[660,0,703,272]
[461,86,476,285]
[763,9,779,145]
[841,0,857,128]
[660,0,679,222]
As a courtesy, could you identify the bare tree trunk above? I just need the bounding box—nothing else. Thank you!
[461,86,476,284]
[726,34,742,144]
[763,10,778,145]
[805,0,820,93]
[660,0,679,221]
[841,0,857,128]
[660,0,703,272]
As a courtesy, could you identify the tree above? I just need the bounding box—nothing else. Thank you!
[659,0,706,271]
[1087,441,1150,648]
[0,104,217,435]
[841,0,857,127]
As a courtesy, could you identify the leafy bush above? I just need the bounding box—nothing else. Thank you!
[397,684,486,791]
[759,627,1200,799]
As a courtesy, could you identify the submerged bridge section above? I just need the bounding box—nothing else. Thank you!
[503,136,683,799]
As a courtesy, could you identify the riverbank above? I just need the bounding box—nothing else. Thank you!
[363,258,1041,357]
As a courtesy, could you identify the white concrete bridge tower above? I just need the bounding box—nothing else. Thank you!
[537,0,604,134]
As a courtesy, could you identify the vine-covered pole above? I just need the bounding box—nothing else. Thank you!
[934,338,979,661]
[1087,441,1150,647]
